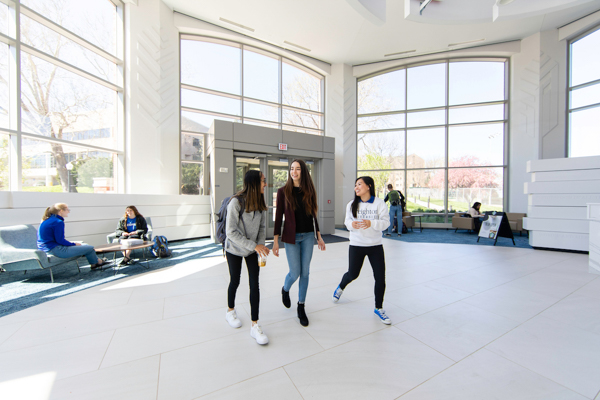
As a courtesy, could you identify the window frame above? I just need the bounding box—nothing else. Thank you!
[356,57,509,224]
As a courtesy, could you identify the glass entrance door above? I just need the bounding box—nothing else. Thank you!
[267,159,289,237]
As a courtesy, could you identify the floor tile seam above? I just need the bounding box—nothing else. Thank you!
[594,387,600,400]
[0,326,119,355]
[98,329,116,370]
[282,366,307,400]
[307,324,388,353]
[99,326,249,371]
[385,294,473,321]
[390,324,461,363]
[484,346,595,399]
[189,367,294,400]
[469,285,596,353]
[0,321,28,349]
[156,354,161,400]
[6,295,159,327]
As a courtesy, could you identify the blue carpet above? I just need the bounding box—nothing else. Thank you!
[384,227,532,248]
[0,238,223,318]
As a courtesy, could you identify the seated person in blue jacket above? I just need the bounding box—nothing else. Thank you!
[37,203,107,270]
[115,206,149,265]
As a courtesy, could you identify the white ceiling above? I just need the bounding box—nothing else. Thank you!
[162,0,600,65]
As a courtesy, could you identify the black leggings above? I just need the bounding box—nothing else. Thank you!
[340,245,386,309]
[226,251,260,321]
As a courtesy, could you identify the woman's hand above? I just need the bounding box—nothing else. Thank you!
[273,239,280,257]
[75,242,81,246]
[255,244,270,258]
[361,219,371,229]
[122,232,129,237]
[352,221,362,229]
[317,237,326,251]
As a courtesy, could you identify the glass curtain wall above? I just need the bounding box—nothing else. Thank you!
[180,35,325,194]
[0,0,123,193]
[568,27,600,157]
[357,59,507,223]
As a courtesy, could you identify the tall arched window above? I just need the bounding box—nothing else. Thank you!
[569,27,600,158]
[357,59,507,223]
[0,0,123,193]
[179,36,325,195]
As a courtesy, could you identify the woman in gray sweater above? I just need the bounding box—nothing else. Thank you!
[225,170,270,345]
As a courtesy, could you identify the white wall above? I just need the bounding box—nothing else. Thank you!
[326,63,356,226]
[0,192,210,247]
[125,0,180,195]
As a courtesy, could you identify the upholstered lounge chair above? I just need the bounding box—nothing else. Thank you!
[452,213,475,232]
[0,225,83,283]
[106,217,153,244]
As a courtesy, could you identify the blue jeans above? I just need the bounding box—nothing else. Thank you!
[388,205,401,234]
[284,232,315,303]
[49,245,99,265]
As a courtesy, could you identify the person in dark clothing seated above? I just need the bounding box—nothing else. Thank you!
[114,205,149,265]
[37,203,107,270]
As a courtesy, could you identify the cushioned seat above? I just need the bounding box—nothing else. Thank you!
[452,213,475,232]
[106,217,153,244]
[506,212,527,236]
[402,211,415,232]
[0,225,83,283]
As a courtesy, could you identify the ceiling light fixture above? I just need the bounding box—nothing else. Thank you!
[219,17,254,32]
[283,40,311,52]
[496,0,516,5]
[448,38,485,47]
[384,50,416,57]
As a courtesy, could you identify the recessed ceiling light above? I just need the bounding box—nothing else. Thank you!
[448,38,485,47]
[219,17,254,32]
[283,40,311,52]
[384,50,416,57]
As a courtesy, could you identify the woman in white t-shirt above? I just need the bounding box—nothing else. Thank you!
[467,202,485,232]
[331,176,392,325]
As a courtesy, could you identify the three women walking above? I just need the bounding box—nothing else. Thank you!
[224,170,270,345]
[273,159,326,327]
[332,176,392,325]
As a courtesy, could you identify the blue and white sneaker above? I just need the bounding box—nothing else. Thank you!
[374,308,392,325]
[332,285,343,303]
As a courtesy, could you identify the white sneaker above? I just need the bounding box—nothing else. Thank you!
[226,309,242,328]
[250,323,269,345]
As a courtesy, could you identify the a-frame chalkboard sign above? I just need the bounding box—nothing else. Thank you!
[477,212,515,246]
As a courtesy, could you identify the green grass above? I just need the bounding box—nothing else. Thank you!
[21,186,94,193]
[419,199,503,212]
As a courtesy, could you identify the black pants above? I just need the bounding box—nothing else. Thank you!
[340,245,386,309]
[226,251,260,321]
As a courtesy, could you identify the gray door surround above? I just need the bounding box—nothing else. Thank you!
[206,120,335,241]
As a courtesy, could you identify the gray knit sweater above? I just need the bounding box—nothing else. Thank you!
[224,197,266,257]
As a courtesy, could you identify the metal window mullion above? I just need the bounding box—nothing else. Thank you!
[181,84,242,101]
[21,132,124,154]
[0,32,15,46]
[444,61,449,222]
[116,1,125,193]
[569,102,600,113]
[281,103,323,116]
[8,0,21,191]
[568,78,600,91]
[181,106,240,120]
[240,46,244,123]
[21,44,123,92]
[20,4,122,65]
[278,56,282,127]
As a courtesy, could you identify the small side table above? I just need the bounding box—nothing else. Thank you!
[411,214,424,232]
[95,241,155,274]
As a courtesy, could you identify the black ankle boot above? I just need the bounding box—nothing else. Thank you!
[297,302,309,326]
[282,287,291,308]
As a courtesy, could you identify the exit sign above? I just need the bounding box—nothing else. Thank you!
[279,143,288,151]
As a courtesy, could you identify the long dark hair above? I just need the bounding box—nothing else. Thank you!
[123,205,143,219]
[351,176,375,218]
[235,170,267,213]
[472,202,481,211]
[283,159,318,216]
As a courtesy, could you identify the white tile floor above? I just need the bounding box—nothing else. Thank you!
[1,230,599,400]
